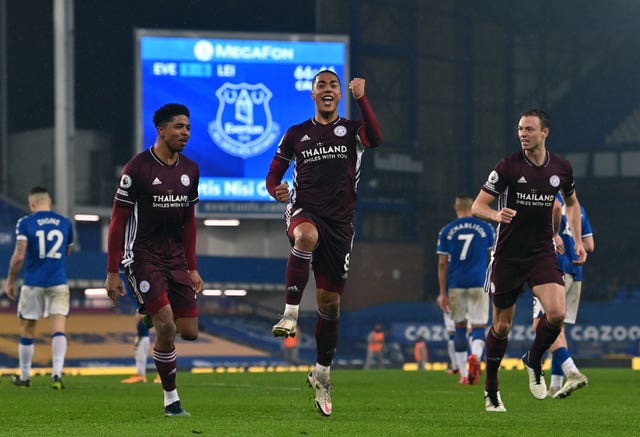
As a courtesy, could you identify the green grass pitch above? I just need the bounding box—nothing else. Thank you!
[1,368,637,436]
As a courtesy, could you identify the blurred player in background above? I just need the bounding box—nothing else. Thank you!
[472,109,587,412]
[282,327,300,364]
[266,70,382,416]
[120,277,161,384]
[414,335,429,371]
[363,323,385,370]
[533,193,594,398]
[5,186,73,390]
[104,103,203,417]
[437,195,495,385]
[120,309,152,384]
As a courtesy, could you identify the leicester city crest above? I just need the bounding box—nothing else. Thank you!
[208,82,280,158]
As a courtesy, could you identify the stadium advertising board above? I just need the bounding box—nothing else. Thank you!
[135,30,349,216]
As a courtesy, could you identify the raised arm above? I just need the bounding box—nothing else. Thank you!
[350,78,382,148]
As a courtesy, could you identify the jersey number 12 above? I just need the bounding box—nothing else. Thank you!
[35,229,64,259]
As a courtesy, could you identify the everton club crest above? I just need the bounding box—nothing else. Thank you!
[208,82,280,158]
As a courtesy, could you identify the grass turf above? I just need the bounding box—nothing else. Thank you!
[0,368,637,436]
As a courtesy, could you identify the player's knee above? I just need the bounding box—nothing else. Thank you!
[492,320,512,337]
[180,331,198,341]
[293,223,318,250]
[154,319,177,339]
[317,296,340,318]
[545,310,565,327]
[294,234,317,251]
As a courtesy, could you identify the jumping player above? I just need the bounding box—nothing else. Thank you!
[266,70,382,416]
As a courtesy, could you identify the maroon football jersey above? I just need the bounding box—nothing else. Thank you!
[114,148,200,268]
[480,150,575,260]
[275,117,371,223]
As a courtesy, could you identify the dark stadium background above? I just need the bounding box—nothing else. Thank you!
[0,0,638,369]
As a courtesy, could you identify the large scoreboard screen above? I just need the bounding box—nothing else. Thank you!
[135,30,349,216]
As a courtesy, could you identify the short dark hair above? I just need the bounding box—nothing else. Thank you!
[312,69,341,89]
[153,103,190,127]
[521,108,551,130]
[29,186,48,196]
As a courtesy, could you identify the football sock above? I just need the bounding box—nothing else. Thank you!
[154,348,177,391]
[314,363,331,385]
[135,336,150,376]
[284,304,299,319]
[164,389,180,407]
[315,310,339,367]
[552,348,568,376]
[560,356,580,375]
[528,314,561,366]
[51,332,67,377]
[455,351,469,377]
[18,337,35,380]
[550,374,564,389]
[470,327,486,358]
[284,248,312,305]
[447,335,458,370]
[485,327,508,393]
[454,327,469,376]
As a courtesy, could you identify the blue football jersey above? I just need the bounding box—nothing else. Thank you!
[437,217,495,288]
[15,210,74,287]
[556,194,592,280]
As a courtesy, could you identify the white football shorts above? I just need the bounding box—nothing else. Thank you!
[17,284,70,320]
[448,287,489,326]
[532,273,581,324]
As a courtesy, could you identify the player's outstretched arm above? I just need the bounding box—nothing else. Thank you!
[351,78,383,147]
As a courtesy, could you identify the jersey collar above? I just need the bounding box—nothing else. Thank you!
[522,150,550,168]
[149,147,180,167]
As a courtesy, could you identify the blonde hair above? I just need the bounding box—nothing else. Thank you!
[28,186,52,211]
[455,195,473,211]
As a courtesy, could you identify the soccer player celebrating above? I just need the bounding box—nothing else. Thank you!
[105,103,203,417]
[472,109,587,412]
[266,70,382,416]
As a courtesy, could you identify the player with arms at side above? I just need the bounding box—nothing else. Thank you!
[104,103,203,417]
[5,186,73,389]
[533,193,594,398]
[472,109,587,412]
[437,195,495,385]
[266,70,382,416]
